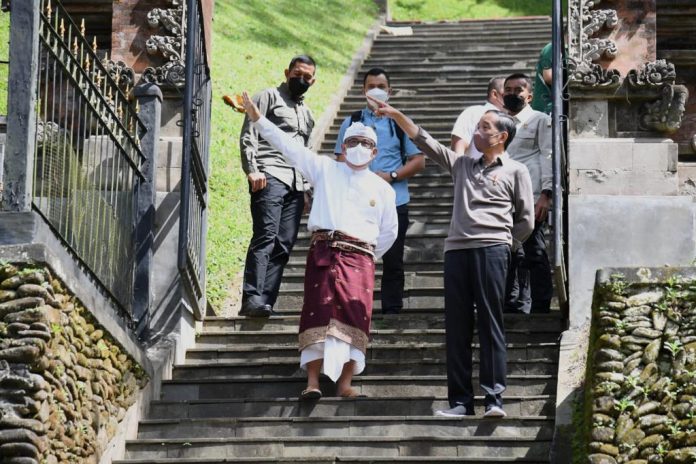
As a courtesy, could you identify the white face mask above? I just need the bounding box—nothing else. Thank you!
[345,145,374,167]
[366,87,389,110]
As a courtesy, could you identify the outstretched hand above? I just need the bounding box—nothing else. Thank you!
[242,91,262,122]
[366,94,419,140]
[367,95,401,119]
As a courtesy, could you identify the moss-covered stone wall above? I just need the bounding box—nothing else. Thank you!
[0,262,147,464]
[585,268,696,464]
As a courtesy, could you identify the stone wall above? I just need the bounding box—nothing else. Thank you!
[0,262,148,464]
[584,268,696,464]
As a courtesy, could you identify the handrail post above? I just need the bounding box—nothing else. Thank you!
[551,0,568,319]
[178,0,195,274]
[2,0,40,211]
[133,83,162,337]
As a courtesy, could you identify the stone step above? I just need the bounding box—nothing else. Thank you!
[203,313,565,332]
[147,394,556,420]
[362,50,546,63]
[184,343,560,365]
[174,359,558,378]
[160,375,557,401]
[274,286,444,309]
[371,37,548,48]
[192,329,561,349]
[123,436,552,460]
[274,289,442,310]
[117,458,549,464]
[135,415,554,440]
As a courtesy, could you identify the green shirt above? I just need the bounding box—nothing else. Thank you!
[531,42,552,114]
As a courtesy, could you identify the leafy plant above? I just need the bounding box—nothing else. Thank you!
[665,339,683,358]
[615,398,636,413]
[606,273,628,296]
[656,442,668,456]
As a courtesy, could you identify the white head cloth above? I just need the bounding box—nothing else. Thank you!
[343,122,377,144]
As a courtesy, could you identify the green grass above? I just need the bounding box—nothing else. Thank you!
[1,11,9,115]
[391,0,565,20]
[207,0,379,310]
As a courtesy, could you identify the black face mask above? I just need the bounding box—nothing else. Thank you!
[288,77,311,98]
[503,94,527,113]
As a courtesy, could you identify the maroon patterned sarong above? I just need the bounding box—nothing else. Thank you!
[298,238,375,354]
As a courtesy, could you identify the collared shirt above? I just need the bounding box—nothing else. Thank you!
[451,101,499,159]
[240,82,314,191]
[334,109,422,207]
[412,127,534,252]
[254,116,398,259]
[507,104,553,200]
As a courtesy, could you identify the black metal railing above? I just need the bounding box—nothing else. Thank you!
[32,0,146,314]
[178,0,211,307]
[551,0,569,319]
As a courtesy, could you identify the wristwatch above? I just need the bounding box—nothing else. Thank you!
[389,171,399,182]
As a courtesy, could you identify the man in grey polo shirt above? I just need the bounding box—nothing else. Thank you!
[239,55,316,317]
[502,73,553,315]
[367,94,535,418]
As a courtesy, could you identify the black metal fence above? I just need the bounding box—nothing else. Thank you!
[32,0,146,314]
[179,0,211,306]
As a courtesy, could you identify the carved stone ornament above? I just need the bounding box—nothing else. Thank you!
[568,0,620,89]
[626,59,677,88]
[627,61,688,133]
[142,0,186,88]
[102,59,135,90]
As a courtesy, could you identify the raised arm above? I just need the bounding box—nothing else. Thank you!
[241,91,324,185]
[369,95,459,175]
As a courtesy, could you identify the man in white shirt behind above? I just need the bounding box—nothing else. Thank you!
[241,92,398,400]
[450,76,506,157]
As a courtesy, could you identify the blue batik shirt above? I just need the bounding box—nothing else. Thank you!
[334,108,421,207]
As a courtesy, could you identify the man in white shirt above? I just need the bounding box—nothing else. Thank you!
[502,73,554,315]
[241,92,399,400]
[450,76,505,157]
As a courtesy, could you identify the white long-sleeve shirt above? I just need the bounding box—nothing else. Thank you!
[254,117,398,259]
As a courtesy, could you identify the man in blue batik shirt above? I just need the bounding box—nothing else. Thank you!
[334,68,425,315]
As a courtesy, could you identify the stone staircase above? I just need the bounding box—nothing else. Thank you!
[116,16,561,463]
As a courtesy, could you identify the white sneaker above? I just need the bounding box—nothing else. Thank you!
[434,405,474,417]
[483,405,507,418]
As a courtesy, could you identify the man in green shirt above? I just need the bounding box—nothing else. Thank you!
[531,42,552,114]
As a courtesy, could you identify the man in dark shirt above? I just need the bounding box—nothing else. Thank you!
[238,55,316,317]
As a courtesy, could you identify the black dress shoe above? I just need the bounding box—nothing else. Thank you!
[240,301,272,318]
[247,304,273,318]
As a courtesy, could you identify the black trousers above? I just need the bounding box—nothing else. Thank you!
[505,221,553,314]
[381,204,409,314]
[444,245,510,409]
[242,175,304,308]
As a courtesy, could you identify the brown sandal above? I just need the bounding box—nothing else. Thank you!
[338,388,367,398]
[300,387,322,401]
